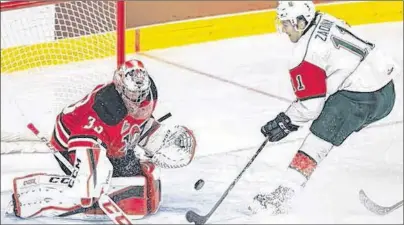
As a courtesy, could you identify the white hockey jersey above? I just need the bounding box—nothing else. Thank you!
[285,13,399,126]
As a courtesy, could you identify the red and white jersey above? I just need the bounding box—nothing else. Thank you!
[285,13,399,126]
[50,79,158,161]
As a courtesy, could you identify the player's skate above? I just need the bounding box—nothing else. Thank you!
[248,185,295,215]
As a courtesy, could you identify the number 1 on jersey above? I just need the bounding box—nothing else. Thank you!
[296,75,305,91]
[292,74,306,92]
[331,25,375,61]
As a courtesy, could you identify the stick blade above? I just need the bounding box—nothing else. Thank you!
[185,210,207,224]
[359,189,403,216]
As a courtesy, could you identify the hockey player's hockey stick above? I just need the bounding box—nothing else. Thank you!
[186,139,269,224]
[359,189,403,216]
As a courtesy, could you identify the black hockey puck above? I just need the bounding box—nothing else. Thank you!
[194,179,205,190]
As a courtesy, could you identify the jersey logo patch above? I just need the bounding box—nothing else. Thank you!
[121,125,141,154]
[121,120,130,134]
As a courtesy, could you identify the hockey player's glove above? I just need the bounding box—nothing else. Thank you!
[261,112,299,142]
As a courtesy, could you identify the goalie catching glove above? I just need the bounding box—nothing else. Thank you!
[138,121,197,169]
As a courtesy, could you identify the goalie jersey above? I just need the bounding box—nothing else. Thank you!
[285,13,399,126]
[50,78,158,175]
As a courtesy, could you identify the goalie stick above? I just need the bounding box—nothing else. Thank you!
[139,112,172,143]
[186,139,269,225]
[359,189,403,216]
[26,112,171,224]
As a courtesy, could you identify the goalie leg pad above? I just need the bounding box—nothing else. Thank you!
[73,173,160,220]
[9,173,158,220]
[141,162,162,214]
[104,176,149,220]
[101,163,161,218]
[67,146,114,208]
[76,174,160,220]
[8,173,82,218]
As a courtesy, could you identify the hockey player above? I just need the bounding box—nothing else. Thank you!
[8,59,197,220]
[248,1,399,215]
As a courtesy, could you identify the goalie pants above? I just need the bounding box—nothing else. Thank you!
[55,147,143,178]
[310,81,395,146]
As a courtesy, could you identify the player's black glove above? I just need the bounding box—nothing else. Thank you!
[261,112,299,142]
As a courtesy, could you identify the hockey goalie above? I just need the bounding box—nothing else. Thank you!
[6,59,197,221]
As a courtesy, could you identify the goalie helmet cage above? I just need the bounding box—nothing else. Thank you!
[1,0,126,154]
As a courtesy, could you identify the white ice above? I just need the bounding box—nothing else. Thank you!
[1,21,403,224]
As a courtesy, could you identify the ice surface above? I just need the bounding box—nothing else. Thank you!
[1,22,402,224]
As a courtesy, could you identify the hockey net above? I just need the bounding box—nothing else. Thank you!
[1,1,126,154]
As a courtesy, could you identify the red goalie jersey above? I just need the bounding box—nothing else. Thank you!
[51,81,157,162]
[50,60,158,177]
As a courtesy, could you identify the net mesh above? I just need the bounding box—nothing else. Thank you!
[1,1,122,153]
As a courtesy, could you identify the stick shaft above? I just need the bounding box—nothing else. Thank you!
[187,139,269,224]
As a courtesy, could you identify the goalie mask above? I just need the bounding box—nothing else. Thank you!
[114,59,151,115]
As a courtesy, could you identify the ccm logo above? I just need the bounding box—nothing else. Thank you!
[102,201,132,224]
[68,158,81,188]
[49,177,70,184]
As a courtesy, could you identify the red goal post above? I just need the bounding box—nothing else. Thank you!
[1,0,126,67]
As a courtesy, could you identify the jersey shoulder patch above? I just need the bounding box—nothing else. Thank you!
[92,84,128,126]
[289,60,327,100]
